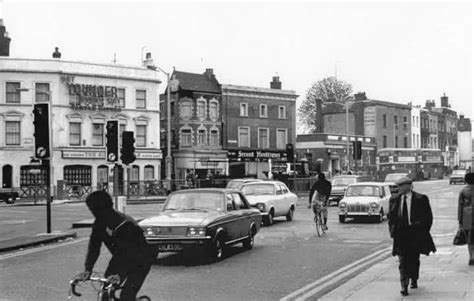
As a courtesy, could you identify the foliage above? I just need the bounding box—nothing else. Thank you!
[298,77,353,133]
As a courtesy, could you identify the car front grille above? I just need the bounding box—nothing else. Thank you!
[347,204,369,212]
[147,226,188,236]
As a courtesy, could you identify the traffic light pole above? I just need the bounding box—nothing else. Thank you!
[44,159,52,233]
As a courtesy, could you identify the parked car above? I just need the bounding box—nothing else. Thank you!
[383,173,410,195]
[329,175,373,205]
[138,188,261,262]
[226,178,263,190]
[450,170,467,185]
[0,188,20,204]
[240,181,297,226]
[338,182,391,223]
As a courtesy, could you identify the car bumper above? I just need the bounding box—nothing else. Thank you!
[450,178,465,183]
[145,236,212,252]
[339,207,381,217]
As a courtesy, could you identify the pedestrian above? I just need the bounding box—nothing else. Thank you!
[72,190,155,300]
[458,172,474,265]
[308,172,332,230]
[388,177,436,296]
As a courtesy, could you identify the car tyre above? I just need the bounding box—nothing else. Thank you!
[243,226,256,250]
[209,236,225,262]
[339,215,345,223]
[286,207,294,221]
[264,210,274,226]
[375,209,384,223]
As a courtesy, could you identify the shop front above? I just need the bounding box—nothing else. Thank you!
[173,149,228,181]
[227,149,288,179]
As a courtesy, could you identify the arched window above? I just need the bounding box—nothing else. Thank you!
[130,165,140,183]
[197,127,207,146]
[180,99,192,119]
[144,165,154,181]
[180,127,193,147]
[197,98,206,118]
[97,165,108,186]
[209,99,218,120]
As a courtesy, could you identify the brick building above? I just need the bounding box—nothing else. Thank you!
[222,77,298,178]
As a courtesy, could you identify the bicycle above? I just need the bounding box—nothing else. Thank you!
[312,201,326,237]
[69,272,151,301]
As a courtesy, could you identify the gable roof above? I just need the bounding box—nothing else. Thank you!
[171,70,221,94]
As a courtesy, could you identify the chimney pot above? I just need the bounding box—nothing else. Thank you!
[52,47,61,59]
[270,76,282,89]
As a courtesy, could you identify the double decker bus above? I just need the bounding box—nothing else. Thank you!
[377,148,444,181]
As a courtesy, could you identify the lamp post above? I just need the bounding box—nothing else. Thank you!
[151,66,172,181]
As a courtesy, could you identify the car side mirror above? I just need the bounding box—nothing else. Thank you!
[227,203,233,211]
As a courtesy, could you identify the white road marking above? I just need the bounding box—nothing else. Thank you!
[0,220,31,225]
[0,237,88,261]
[280,246,391,301]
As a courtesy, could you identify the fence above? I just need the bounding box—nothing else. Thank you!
[6,177,319,203]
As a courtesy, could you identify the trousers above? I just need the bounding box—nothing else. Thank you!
[398,252,420,286]
[105,260,152,301]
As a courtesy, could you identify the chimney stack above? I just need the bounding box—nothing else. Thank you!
[52,47,61,59]
[0,19,11,57]
[354,92,367,101]
[143,52,155,69]
[440,93,449,108]
[270,76,281,89]
[204,68,214,79]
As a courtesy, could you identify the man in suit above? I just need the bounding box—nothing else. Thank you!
[388,177,436,296]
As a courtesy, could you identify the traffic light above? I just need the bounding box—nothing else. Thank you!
[121,131,136,165]
[33,103,50,159]
[352,141,362,160]
[106,120,118,162]
[286,143,294,162]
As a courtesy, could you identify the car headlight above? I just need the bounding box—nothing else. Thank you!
[339,202,347,208]
[143,227,158,236]
[370,202,379,208]
[186,227,206,237]
[256,203,266,212]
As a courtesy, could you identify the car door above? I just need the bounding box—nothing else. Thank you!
[273,183,286,216]
[224,193,241,242]
[232,192,253,238]
[381,185,391,214]
[280,183,294,213]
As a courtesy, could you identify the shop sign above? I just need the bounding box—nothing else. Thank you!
[136,152,162,160]
[67,83,121,111]
[227,150,287,162]
[398,156,415,162]
[426,156,442,162]
[62,150,105,159]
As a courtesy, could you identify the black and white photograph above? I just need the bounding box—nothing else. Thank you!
[0,0,472,300]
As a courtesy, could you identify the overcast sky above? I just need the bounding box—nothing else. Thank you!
[2,0,472,131]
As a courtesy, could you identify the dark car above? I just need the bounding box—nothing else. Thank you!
[384,173,410,195]
[138,188,262,262]
[450,170,467,185]
[329,175,373,205]
[0,188,20,204]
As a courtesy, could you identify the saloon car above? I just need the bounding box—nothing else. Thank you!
[338,182,391,223]
[450,169,467,185]
[240,181,297,226]
[329,175,373,205]
[384,173,410,195]
[138,188,261,262]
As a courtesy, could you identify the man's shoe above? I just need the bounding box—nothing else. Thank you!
[468,259,474,266]
[324,225,328,230]
[410,280,418,289]
[400,287,409,296]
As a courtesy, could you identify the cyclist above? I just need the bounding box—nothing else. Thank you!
[73,190,155,300]
[309,172,332,230]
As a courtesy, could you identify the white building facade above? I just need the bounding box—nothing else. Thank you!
[411,106,421,149]
[0,58,162,198]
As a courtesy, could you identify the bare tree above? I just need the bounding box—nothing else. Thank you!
[298,77,353,133]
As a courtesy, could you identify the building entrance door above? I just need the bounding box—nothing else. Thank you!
[2,165,12,188]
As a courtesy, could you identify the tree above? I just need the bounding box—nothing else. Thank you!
[298,77,353,133]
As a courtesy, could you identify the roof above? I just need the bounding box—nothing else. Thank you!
[348,182,387,186]
[222,84,298,98]
[171,70,221,94]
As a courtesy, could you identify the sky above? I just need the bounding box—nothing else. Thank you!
[2,0,473,133]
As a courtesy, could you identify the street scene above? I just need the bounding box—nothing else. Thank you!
[0,1,473,300]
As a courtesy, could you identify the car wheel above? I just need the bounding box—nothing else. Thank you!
[375,209,384,223]
[243,226,256,250]
[286,207,294,221]
[264,210,274,226]
[339,215,345,223]
[209,236,225,262]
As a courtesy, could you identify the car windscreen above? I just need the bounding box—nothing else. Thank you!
[226,181,243,189]
[346,186,380,197]
[452,170,466,175]
[384,174,406,182]
[332,177,356,186]
[164,192,224,211]
[241,184,275,195]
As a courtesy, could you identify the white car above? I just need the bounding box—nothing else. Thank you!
[240,181,298,226]
[338,182,391,223]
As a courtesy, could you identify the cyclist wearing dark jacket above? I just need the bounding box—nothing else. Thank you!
[308,173,332,229]
[74,190,155,300]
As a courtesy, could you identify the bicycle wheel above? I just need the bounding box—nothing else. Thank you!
[319,213,326,234]
[314,214,321,237]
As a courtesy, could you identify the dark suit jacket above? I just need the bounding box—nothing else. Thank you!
[388,191,436,256]
[458,184,474,230]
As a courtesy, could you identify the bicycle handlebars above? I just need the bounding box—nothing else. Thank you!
[69,276,117,298]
